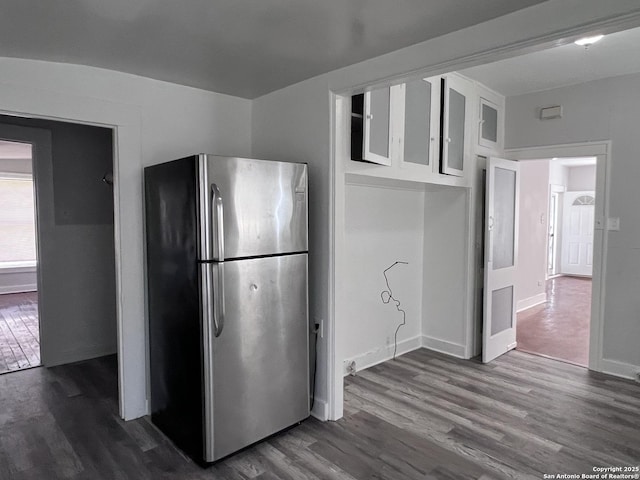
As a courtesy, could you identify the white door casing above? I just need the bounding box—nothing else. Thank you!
[483,157,520,363]
[561,191,595,277]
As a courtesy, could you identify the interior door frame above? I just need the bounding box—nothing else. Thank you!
[547,185,565,277]
[504,142,610,372]
[0,124,51,366]
[0,86,146,421]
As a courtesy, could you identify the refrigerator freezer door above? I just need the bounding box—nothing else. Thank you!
[199,155,308,260]
[206,254,309,461]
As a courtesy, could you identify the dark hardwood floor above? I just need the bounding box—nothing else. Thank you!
[0,292,40,374]
[0,349,638,479]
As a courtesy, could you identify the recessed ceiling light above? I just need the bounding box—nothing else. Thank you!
[574,35,604,46]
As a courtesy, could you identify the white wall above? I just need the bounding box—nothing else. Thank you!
[549,162,568,188]
[252,1,640,418]
[0,59,252,166]
[516,160,550,310]
[506,72,640,376]
[568,165,596,191]
[422,185,469,357]
[0,57,252,419]
[343,181,424,368]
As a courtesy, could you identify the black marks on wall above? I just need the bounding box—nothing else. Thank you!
[380,260,408,360]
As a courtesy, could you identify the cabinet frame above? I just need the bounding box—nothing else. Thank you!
[361,87,393,166]
[478,96,501,151]
[440,74,472,177]
[397,77,441,172]
[475,83,505,154]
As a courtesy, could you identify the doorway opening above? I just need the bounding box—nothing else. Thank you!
[0,117,117,385]
[0,139,39,373]
[515,156,596,367]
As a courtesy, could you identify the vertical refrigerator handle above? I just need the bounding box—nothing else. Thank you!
[201,260,224,461]
[213,263,225,337]
[211,183,225,261]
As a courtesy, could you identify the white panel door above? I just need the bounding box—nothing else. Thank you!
[483,157,520,363]
[561,191,595,276]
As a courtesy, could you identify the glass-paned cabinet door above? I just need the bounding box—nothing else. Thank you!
[440,76,467,177]
[479,97,500,150]
[402,77,440,168]
[351,86,392,165]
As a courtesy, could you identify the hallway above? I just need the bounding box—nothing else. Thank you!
[516,276,591,366]
[0,292,39,374]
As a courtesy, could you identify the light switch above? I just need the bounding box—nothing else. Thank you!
[540,105,563,120]
[607,217,620,231]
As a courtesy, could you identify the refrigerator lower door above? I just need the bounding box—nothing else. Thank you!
[204,253,309,461]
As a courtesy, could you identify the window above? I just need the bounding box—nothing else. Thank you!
[0,173,37,266]
[572,195,595,206]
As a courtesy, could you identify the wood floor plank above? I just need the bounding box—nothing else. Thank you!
[0,292,40,374]
[0,349,638,479]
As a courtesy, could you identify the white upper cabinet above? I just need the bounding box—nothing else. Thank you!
[347,73,489,188]
[351,86,393,166]
[476,84,505,154]
[440,74,473,177]
[400,77,441,169]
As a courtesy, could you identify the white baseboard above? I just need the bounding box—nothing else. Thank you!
[601,358,640,381]
[0,284,37,294]
[516,292,547,312]
[421,335,466,358]
[310,397,328,421]
[45,343,117,367]
[343,335,422,376]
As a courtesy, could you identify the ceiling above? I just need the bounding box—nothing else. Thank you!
[0,0,546,99]
[0,140,31,160]
[460,26,640,97]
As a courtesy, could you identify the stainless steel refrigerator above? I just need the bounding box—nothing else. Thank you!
[144,154,309,464]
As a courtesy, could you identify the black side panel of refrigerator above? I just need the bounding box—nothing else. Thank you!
[144,156,204,461]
